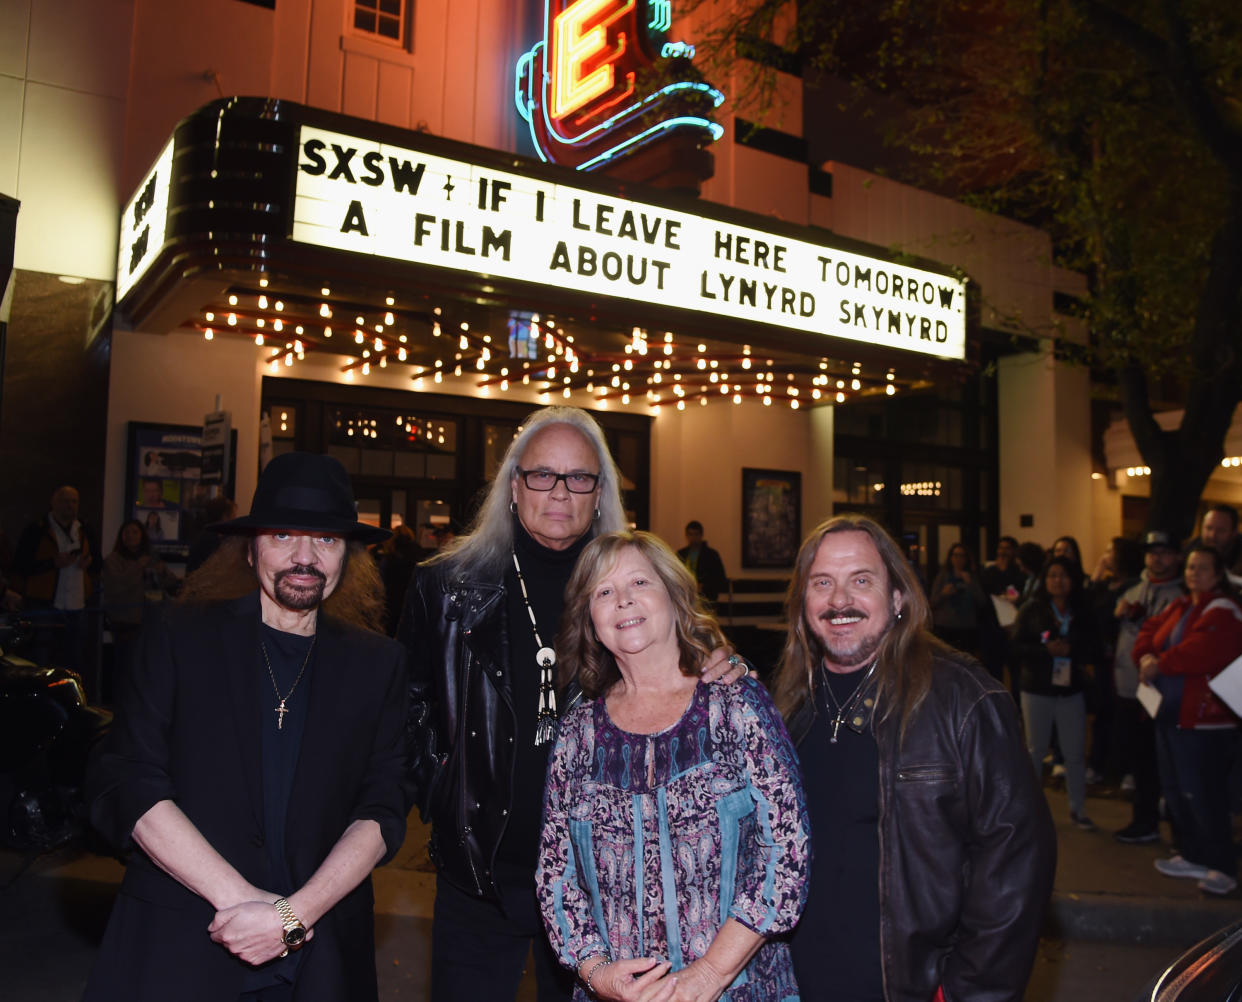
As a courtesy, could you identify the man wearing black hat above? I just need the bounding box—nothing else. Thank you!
[1111,529,1184,844]
[84,453,409,1002]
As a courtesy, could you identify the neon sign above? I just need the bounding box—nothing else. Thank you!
[516,0,723,171]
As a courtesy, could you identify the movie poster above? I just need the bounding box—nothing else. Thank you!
[125,423,235,563]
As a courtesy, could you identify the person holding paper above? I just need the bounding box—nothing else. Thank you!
[1014,555,1103,830]
[1111,530,1184,845]
[1135,545,1242,895]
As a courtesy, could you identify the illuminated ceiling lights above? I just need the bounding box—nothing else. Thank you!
[187,284,923,411]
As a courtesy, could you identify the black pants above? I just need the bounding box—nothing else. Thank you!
[431,869,576,1002]
[1113,698,1161,828]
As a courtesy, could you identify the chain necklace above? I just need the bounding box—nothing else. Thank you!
[512,551,558,746]
[260,633,316,731]
[820,658,878,744]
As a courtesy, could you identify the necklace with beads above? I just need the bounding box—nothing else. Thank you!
[512,551,558,745]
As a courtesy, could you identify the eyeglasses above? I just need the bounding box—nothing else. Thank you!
[517,468,600,493]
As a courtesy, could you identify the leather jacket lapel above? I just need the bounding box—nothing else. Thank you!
[448,579,508,686]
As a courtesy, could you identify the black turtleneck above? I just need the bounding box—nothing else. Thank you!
[497,519,592,871]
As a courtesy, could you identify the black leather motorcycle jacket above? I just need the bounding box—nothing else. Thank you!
[398,558,582,901]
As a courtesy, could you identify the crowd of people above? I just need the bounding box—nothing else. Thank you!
[926,509,1242,896]
[2,405,1239,1001]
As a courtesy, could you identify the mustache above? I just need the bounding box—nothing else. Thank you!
[819,607,868,621]
[275,564,327,586]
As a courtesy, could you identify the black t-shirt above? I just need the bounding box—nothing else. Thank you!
[790,665,884,1002]
[495,523,590,872]
[245,624,315,990]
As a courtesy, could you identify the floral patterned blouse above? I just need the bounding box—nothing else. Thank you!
[537,677,810,1001]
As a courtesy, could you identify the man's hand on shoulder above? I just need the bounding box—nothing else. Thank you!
[699,647,751,685]
[208,899,313,965]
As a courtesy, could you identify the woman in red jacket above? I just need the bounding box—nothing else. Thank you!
[1135,545,1242,895]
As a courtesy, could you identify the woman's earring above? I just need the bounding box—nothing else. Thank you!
[593,506,601,521]
[509,500,518,515]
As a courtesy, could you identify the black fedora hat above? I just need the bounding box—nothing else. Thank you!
[212,452,390,543]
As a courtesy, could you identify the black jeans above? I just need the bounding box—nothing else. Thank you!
[431,868,576,1002]
[1113,697,1161,828]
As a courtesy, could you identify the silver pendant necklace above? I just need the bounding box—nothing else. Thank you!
[512,551,558,745]
[820,659,877,743]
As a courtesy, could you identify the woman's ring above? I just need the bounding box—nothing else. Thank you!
[728,655,740,668]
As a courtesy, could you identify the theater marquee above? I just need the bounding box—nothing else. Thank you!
[291,125,967,361]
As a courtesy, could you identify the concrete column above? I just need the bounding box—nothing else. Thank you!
[997,345,1096,555]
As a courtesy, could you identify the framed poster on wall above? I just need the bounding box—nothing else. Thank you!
[125,422,238,563]
[741,468,802,569]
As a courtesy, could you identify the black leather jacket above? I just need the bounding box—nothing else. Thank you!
[397,559,581,901]
[788,649,1055,1002]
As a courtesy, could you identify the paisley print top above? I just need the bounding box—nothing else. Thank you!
[537,677,810,1001]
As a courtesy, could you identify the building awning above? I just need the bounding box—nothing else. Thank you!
[116,98,971,410]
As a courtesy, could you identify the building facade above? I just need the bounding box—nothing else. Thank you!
[11,0,1233,590]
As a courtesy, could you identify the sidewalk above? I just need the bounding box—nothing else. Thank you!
[1039,779,1240,945]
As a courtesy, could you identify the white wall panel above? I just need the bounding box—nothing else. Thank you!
[27,0,132,98]
[0,74,23,195]
[14,82,124,279]
[104,328,264,545]
[0,0,31,80]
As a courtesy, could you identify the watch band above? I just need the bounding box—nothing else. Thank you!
[273,896,305,946]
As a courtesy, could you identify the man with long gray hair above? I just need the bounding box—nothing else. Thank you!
[398,405,745,1002]
[772,514,1055,1002]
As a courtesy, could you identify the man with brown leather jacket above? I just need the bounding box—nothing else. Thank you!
[772,514,1055,1002]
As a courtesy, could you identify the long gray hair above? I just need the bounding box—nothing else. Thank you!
[434,406,629,578]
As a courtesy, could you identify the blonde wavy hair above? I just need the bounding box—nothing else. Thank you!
[770,514,946,740]
[176,534,386,633]
[556,531,726,700]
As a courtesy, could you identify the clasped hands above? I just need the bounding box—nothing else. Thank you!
[208,890,313,966]
[584,956,729,1002]
[1138,653,1161,684]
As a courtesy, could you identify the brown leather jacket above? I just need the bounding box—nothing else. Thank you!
[788,649,1055,1002]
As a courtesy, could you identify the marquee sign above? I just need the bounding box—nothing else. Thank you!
[515,0,723,170]
[291,125,966,360]
[116,138,174,301]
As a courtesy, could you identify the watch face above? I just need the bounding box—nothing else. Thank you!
[283,924,307,947]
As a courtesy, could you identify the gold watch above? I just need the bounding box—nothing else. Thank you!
[273,897,307,949]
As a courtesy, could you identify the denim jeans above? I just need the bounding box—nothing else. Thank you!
[1022,691,1087,816]
[1154,724,1236,875]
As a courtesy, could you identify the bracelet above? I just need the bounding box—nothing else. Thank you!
[585,959,613,997]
